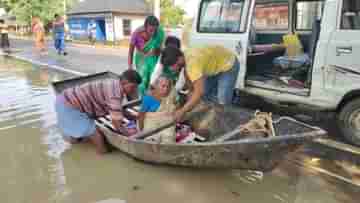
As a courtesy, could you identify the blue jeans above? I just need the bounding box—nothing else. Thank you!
[203,59,240,105]
[54,33,65,53]
[55,95,96,139]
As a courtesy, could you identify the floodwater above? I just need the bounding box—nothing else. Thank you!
[0,56,359,203]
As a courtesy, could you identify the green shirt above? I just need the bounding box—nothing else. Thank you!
[162,66,179,83]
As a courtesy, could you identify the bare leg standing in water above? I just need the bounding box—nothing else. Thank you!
[89,129,108,154]
[63,128,108,154]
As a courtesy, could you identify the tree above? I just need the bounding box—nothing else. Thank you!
[160,0,185,27]
[146,0,185,27]
[3,0,79,25]
[0,0,14,12]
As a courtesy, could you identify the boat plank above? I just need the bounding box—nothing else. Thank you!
[211,127,243,143]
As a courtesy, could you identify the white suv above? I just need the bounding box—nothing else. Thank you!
[190,0,360,146]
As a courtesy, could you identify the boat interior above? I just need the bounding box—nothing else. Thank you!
[97,100,320,144]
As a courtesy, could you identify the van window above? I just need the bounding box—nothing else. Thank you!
[198,0,245,33]
[296,1,323,30]
[255,3,289,30]
[341,0,360,30]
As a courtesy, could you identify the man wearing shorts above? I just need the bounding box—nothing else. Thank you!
[55,70,142,154]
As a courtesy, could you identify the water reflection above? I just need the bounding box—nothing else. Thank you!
[0,56,358,203]
[0,57,73,203]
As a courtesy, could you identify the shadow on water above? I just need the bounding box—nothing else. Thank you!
[0,56,358,203]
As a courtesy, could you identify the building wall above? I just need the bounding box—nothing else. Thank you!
[114,16,123,40]
[68,13,110,41]
[105,16,115,41]
[67,17,93,40]
[113,15,146,40]
[68,13,148,41]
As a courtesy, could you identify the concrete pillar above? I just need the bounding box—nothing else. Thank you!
[154,0,160,19]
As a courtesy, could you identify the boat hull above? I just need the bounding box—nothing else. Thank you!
[52,71,327,171]
[99,121,324,171]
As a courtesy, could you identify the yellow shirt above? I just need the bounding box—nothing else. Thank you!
[185,45,236,82]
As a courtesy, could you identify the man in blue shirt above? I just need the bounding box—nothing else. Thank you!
[53,14,67,55]
[87,20,97,45]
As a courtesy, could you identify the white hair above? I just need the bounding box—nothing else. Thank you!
[153,75,171,89]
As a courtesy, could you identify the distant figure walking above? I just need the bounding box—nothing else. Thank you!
[53,14,67,55]
[0,19,10,53]
[87,20,97,46]
[32,16,47,55]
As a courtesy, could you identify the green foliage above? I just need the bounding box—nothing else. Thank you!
[0,0,13,12]
[145,0,185,27]
[2,0,78,25]
[160,0,185,27]
[2,0,184,27]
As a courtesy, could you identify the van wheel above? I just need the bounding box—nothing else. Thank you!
[338,98,360,146]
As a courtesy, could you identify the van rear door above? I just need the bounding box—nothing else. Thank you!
[324,0,360,93]
[190,0,255,90]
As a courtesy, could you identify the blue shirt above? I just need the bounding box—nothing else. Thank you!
[140,95,160,112]
[53,22,65,39]
[54,23,65,34]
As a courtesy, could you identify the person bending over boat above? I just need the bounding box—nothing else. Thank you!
[160,45,240,122]
[138,76,177,143]
[55,70,142,154]
[150,36,183,88]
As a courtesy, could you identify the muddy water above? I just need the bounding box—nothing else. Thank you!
[0,57,358,203]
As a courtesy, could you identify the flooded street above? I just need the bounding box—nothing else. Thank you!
[0,56,359,203]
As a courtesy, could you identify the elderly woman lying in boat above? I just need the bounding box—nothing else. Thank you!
[138,76,172,129]
[130,75,205,143]
[137,76,178,143]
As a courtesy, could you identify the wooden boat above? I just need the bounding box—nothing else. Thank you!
[52,72,327,171]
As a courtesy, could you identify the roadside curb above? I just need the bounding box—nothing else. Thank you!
[9,35,129,51]
[9,54,86,76]
[70,42,128,51]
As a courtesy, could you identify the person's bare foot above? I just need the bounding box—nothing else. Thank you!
[89,129,109,154]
